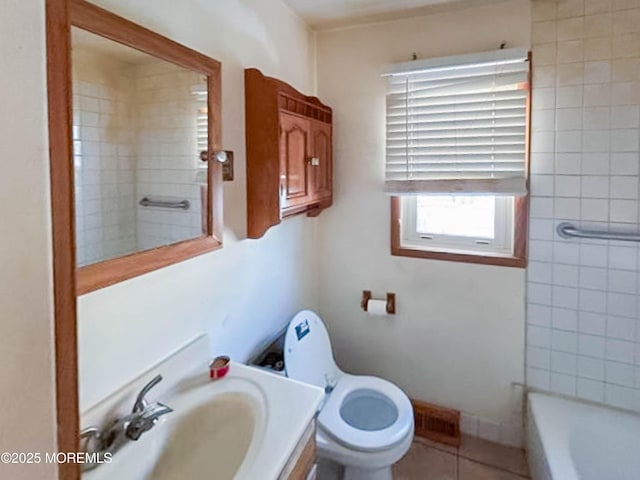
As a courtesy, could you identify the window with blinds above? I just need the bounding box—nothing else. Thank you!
[383,48,530,196]
[192,85,208,157]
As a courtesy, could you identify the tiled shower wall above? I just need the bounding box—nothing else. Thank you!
[73,49,205,264]
[73,51,138,266]
[527,0,640,410]
[133,62,206,251]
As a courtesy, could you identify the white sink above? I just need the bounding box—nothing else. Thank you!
[84,363,323,480]
[150,390,258,480]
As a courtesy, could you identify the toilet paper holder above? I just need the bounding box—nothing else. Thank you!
[361,290,396,315]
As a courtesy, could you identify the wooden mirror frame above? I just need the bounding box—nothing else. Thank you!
[50,0,224,297]
[46,1,223,478]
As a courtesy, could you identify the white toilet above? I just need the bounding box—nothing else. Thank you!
[284,310,414,480]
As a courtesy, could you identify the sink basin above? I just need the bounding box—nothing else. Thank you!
[150,392,258,480]
[84,363,323,480]
[85,375,267,480]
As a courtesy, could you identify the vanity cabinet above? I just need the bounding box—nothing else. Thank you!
[246,68,333,239]
[278,420,317,480]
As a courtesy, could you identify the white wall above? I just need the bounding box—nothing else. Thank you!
[77,0,319,410]
[0,0,58,478]
[316,0,531,444]
[527,0,640,411]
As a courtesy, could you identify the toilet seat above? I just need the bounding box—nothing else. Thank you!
[318,374,413,452]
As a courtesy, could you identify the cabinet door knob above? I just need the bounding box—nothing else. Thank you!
[309,157,320,166]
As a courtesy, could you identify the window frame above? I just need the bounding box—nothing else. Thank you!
[390,195,528,267]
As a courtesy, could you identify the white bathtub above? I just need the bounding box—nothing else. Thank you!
[527,393,640,480]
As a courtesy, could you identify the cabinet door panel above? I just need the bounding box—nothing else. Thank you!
[280,113,311,210]
[310,121,332,202]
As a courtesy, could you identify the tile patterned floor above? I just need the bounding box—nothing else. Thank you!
[392,435,530,480]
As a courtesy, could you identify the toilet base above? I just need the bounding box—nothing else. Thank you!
[316,423,413,480]
[344,465,392,480]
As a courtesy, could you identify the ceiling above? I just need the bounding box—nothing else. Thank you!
[282,0,507,28]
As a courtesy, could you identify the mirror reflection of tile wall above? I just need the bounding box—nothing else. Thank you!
[72,28,208,267]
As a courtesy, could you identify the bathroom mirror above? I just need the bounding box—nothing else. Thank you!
[60,0,223,294]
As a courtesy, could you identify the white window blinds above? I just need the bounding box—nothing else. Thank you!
[192,84,208,156]
[383,48,530,196]
[196,96,208,155]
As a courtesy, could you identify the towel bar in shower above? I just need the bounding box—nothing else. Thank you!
[139,197,190,210]
[556,222,640,243]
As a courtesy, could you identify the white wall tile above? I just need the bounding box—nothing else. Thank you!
[606,338,635,362]
[579,288,608,312]
[557,40,585,63]
[528,346,552,369]
[557,63,585,86]
[606,315,636,340]
[577,377,605,401]
[528,367,551,390]
[551,371,577,394]
[533,21,559,45]
[552,329,578,352]
[610,176,638,199]
[558,0,585,19]
[605,383,635,409]
[610,153,639,175]
[557,108,583,131]
[578,355,605,380]
[579,311,607,335]
[459,413,479,436]
[477,419,501,443]
[579,266,608,289]
[579,333,606,357]
[585,37,613,61]
[608,269,637,293]
[582,152,611,174]
[530,240,554,262]
[586,0,612,15]
[552,351,578,374]
[581,176,610,197]
[555,175,581,197]
[528,325,552,348]
[527,0,640,413]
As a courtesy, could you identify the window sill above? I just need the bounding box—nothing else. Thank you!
[391,244,526,268]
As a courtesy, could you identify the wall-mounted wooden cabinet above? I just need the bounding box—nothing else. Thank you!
[245,68,333,239]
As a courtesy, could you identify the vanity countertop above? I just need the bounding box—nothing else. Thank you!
[227,362,324,479]
[83,358,323,480]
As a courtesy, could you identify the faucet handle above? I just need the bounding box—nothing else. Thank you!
[133,374,163,413]
[141,402,173,420]
[125,402,173,441]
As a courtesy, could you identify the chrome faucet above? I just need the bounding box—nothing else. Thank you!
[125,374,173,439]
[81,374,173,471]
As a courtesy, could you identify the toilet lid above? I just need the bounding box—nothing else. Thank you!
[284,310,340,390]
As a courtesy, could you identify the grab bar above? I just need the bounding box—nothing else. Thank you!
[556,222,640,243]
[139,197,190,210]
